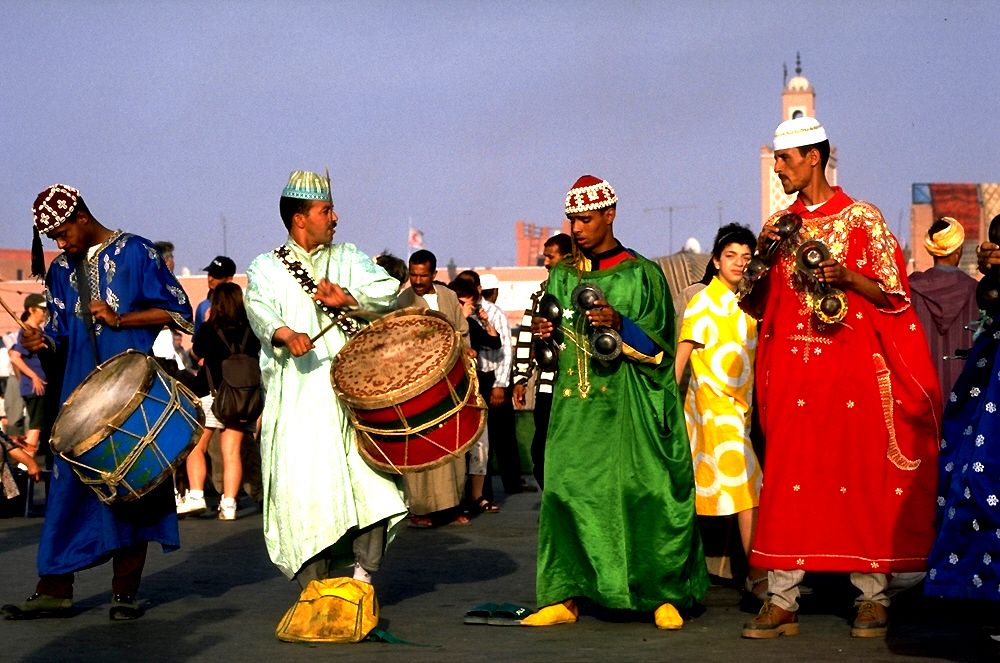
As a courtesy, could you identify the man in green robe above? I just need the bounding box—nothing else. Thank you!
[522,175,707,629]
[245,171,405,609]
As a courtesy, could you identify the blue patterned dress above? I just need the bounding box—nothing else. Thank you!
[925,316,1000,601]
[39,231,192,575]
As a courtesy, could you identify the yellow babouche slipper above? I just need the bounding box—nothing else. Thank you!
[654,602,683,630]
[520,600,578,627]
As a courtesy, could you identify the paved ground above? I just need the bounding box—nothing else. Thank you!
[0,489,995,662]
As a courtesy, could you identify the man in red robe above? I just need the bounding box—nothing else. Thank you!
[740,117,941,639]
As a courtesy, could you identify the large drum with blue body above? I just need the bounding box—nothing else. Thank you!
[50,349,204,504]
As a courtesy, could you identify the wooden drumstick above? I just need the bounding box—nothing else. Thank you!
[309,308,382,343]
[0,294,30,333]
[310,318,339,343]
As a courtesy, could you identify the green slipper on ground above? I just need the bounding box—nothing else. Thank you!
[463,602,501,625]
[487,603,534,626]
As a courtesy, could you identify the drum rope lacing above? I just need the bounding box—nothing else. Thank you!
[351,355,486,474]
[61,373,201,504]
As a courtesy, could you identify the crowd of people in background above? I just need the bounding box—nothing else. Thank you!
[2,115,999,647]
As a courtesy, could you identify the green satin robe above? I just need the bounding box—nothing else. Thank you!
[536,252,708,611]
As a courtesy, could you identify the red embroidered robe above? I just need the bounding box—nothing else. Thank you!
[749,187,941,573]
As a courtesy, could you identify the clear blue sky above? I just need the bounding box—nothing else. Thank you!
[2,1,997,274]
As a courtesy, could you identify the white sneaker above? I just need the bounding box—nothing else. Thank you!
[177,493,207,516]
[218,498,237,521]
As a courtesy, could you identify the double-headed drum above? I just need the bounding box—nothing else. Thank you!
[331,308,485,474]
[51,350,204,504]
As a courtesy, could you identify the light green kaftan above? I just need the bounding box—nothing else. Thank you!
[246,238,406,578]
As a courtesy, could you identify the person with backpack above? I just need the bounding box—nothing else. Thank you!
[178,282,261,521]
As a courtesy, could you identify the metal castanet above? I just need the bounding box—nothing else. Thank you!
[737,212,803,299]
[571,282,622,362]
[795,239,848,324]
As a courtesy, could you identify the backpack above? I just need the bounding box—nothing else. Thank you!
[207,326,263,428]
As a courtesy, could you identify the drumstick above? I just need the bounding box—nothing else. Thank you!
[0,294,30,333]
[310,318,339,343]
[309,308,383,343]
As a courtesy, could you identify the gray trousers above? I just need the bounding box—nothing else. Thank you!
[769,569,890,612]
[294,520,387,590]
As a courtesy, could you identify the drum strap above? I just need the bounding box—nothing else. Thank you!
[73,257,100,363]
[271,245,364,337]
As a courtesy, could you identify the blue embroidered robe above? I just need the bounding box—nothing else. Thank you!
[38,231,193,575]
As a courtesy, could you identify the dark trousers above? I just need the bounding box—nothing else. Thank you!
[36,542,149,599]
[530,391,552,489]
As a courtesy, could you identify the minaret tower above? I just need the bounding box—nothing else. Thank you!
[759,54,838,223]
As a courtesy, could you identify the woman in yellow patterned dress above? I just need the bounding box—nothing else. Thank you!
[675,224,766,598]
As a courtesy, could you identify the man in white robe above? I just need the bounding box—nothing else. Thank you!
[245,170,404,590]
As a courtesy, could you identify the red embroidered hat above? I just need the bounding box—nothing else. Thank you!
[32,184,81,234]
[565,175,617,215]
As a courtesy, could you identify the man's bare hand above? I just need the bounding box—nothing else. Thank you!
[20,326,47,353]
[814,258,852,288]
[757,223,781,254]
[584,299,621,331]
[89,300,119,328]
[531,316,553,340]
[978,242,1000,274]
[272,327,315,357]
[314,279,358,309]
[512,383,526,409]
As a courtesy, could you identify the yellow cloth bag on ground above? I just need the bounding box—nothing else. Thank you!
[275,578,379,643]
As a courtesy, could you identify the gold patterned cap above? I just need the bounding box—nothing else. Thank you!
[924,216,965,257]
[773,116,828,151]
[282,170,332,202]
[32,183,81,233]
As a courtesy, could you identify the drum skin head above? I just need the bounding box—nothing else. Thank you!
[51,350,154,455]
[332,308,461,409]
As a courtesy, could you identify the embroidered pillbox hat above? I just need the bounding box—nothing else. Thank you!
[565,175,617,215]
[32,183,81,234]
[282,170,332,202]
[773,116,828,151]
[924,216,965,257]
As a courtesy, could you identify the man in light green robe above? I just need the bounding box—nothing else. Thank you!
[245,170,405,585]
[523,175,707,630]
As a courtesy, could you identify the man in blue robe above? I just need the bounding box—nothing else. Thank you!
[2,184,193,621]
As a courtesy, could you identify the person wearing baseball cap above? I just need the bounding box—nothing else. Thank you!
[194,256,237,332]
[2,184,193,622]
[740,119,940,639]
[523,175,707,630]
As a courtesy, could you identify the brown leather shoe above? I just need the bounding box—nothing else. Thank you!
[741,599,799,639]
[851,600,888,638]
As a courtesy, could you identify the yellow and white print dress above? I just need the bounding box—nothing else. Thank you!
[679,276,761,516]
